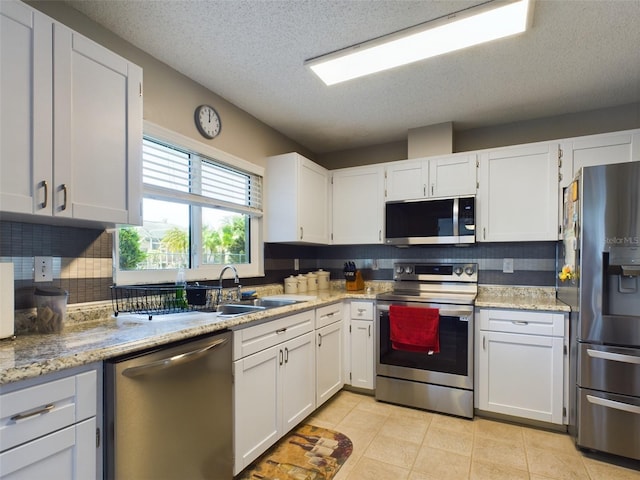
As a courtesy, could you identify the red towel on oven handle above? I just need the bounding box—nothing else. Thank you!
[389,305,440,353]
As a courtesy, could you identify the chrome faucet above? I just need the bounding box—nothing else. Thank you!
[218,265,240,303]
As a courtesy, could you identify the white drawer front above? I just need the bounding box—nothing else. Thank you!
[0,370,97,452]
[479,309,565,336]
[233,310,314,360]
[316,303,342,329]
[350,301,373,321]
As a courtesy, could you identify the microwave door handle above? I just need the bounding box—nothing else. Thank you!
[452,197,459,237]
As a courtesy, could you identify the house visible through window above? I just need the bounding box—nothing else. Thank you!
[114,126,264,285]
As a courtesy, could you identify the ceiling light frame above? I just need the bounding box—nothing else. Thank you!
[306,0,534,86]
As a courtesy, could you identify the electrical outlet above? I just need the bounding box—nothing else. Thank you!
[372,259,379,270]
[34,256,53,282]
[503,258,514,274]
[294,258,299,271]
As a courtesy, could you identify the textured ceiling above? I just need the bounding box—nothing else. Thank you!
[63,0,640,154]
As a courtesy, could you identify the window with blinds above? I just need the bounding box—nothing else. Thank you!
[114,134,264,284]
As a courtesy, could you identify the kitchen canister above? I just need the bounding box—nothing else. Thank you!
[296,274,308,293]
[306,272,318,291]
[284,275,298,294]
[316,269,330,290]
[34,287,68,333]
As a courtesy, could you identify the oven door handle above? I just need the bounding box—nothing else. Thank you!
[378,304,473,319]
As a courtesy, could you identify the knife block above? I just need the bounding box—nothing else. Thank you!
[345,270,364,291]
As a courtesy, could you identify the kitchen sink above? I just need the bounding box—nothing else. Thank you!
[216,297,306,317]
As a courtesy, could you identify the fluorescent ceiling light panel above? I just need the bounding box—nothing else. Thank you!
[306,0,533,86]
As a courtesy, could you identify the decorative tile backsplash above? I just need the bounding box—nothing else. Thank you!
[1,220,558,307]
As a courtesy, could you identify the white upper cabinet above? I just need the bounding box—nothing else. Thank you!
[331,165,385,244]
[1,1,53,217]
[559,129,640,188]
[265,153,330,244]
[385,152,477,201]
[477,142,560,242]
[0,0,143,226]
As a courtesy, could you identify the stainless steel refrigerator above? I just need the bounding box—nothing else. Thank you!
[558,162,640,461]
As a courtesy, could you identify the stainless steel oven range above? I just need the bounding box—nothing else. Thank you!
[376,263,477,418]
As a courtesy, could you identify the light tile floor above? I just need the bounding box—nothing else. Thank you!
[306,390,640,480]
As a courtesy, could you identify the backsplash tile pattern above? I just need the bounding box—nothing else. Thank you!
[2,220,558,307]
[0,221,112,308]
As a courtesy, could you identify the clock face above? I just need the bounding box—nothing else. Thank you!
[195,105,221,139]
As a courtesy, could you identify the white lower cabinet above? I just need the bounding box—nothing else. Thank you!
[477,309,567,424]
[315,303,343,407]
[233,311,316,475]
[0,364,101,480]
[347,301,375,390]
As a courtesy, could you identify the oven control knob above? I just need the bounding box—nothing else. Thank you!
[454,266,463,276]
[405,266,413,274]
[395,266,405,274]
[464,265,476,276]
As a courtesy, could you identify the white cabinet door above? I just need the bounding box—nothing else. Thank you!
[0,1,142,225]
[316,320,343,407]
[265,153,329,244]
[429,153,477,198]
[281,332,316,432]
[559,129,640,188]
[0,1,53,216]
[478,330,564,424]
[478,142,559,241]
[350,319,374,390]
[53,24,142,225]
[233,331,315,475]
[332,165,384,244]
[233,345,280,474]
[0,418,95,480]
[385,159,425,201]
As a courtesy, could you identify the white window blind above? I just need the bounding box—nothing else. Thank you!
[142,137,263,216]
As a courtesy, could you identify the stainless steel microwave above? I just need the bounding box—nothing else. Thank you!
[384,196,475,245]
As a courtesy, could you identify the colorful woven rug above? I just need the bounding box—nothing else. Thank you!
[237,424,353,480]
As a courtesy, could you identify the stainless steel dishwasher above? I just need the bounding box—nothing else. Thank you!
[105,330,232,479]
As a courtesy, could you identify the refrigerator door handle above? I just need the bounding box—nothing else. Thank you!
[587,395,640,415]
[587,348,640,365]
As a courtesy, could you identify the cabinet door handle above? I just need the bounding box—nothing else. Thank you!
[300,227,303,240]
[318,333,322,347]
[10,403,54,422]
[61,184,68,211]
[279,349,284,366]
[284,347,289,363]
[431,184,434,196]
[423,185,426,197]
[483,336,486,350]
[41,180,48,209]
[483,227,486,240]
[368,325,371,337]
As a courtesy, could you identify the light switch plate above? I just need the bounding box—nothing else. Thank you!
[503,258,514,274]
[34,256,53,282]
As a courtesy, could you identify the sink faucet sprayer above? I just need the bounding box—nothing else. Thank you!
[218,265,241,304]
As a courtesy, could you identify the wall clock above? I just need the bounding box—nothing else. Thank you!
[194,104,221,139]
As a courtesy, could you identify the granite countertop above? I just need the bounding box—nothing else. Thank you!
[476,285,570,312]
[0,282,388,386]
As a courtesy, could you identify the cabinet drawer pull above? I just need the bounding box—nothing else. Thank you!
[276,328,287,334]
[512,321,529,326]
[10,403,55,422]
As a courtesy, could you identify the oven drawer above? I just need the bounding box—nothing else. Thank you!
[577,387,640,460]
[578,343,640,397]
[479,309,565,336]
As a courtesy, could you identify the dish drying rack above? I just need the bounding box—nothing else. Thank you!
[111,284,240,320]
